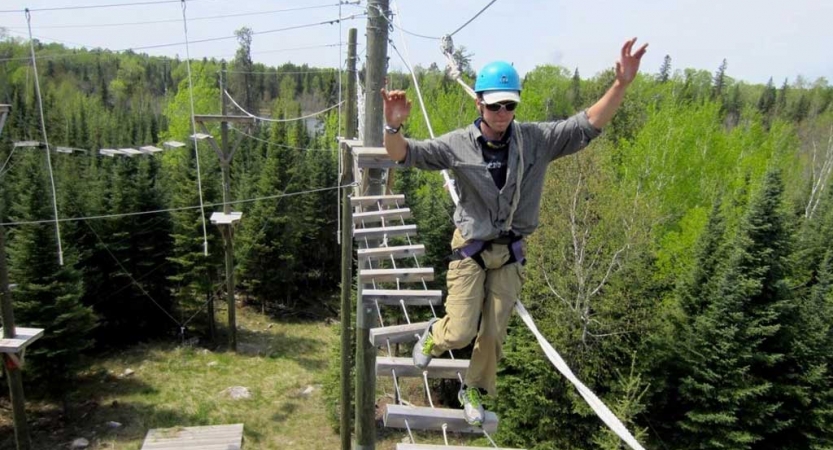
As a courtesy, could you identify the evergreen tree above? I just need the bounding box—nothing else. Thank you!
[757,77,777,117]
[569,68,583,112]
[658,55,672,83]
[712,59,728,101]
[6,151,97,398]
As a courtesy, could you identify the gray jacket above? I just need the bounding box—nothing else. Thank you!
[403,111,600,242]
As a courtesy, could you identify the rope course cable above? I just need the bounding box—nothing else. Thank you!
[0,183,356,227]
[367,4,441,40]
[179,0,210,257]
[448,0,499,37]
[4,2,358,29]
[229,126,338,152]
[25,9,65,266]
[224,89,344,123]
[0,0,213,14]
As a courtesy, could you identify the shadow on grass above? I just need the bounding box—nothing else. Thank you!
[0,375,209,450]
[229,328,328,371]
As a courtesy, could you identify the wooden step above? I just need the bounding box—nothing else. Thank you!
[377,357,468,379]
[384,405,498,434]
[358,245,425,262]
[370,321,428,346]
[359,268,433,283]
[354,225,417,241]
[354,146,397,169]
[397,445,525,450]
[353,208,412,225]
[362,289,442,306]
[351,195,405,208]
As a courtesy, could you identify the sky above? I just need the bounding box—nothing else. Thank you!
[1,0,831,86]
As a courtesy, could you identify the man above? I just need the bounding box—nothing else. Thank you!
[380,38,648,426]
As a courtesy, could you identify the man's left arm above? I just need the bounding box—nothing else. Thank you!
[586,37,648,129]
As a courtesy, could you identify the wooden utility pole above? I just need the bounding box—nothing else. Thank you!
[0,104,34,450]
[340,28,358,450]
[195,65,255,352]
[356,2,389,449]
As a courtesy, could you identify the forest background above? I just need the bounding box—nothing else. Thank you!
[1,27,833,450]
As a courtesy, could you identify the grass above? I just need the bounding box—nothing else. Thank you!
[0,304,495,449]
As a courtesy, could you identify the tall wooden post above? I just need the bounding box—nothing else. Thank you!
[340,28,358,450]
[356,2,389,449]
[194,69,255,352]
[0,104,33,450]
[219,64,236,352]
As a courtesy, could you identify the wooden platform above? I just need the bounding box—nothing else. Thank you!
[141,423,243,449]
[0,327,44,353]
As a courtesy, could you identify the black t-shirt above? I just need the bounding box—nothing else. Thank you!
[475,118,512,190]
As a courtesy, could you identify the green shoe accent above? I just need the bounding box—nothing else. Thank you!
[421,333,434,356]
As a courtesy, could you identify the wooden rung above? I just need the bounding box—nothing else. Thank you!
[359,268,433,283]
[370,321,428,346]
[358,245,425,262]
[353,146,397,169]
[354,225,417,241]
[377,357,468,379]
[351,195,405,207]
[353,208,412,225]
[384,405,499,434]
[362,289,442,306]
[397,444,525,450]
[0,327,44,353]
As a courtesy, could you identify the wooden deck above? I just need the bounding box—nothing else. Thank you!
[141,423,243,449]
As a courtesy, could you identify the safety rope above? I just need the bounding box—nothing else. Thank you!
[25,9,65,266]
[179,0,210,256]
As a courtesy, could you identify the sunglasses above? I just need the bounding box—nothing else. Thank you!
[484,101,519,112]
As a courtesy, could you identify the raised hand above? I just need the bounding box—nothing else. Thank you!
[381,88,412,127]
[615,37,648,86]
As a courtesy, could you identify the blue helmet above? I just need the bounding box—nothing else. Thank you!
[474,61,521,93]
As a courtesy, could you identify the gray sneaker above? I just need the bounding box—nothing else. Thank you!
[412,318,439,370]
[458,386,486,427]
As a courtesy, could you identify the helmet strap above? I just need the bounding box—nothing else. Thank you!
[477,104,507,140]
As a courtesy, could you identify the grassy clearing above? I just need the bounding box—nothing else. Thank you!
[0,304,491,449]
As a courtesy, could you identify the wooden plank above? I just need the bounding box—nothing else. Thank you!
[358,244,425,262]
[370,322,427,346]
[359,268,433,283]
[0,327,44,353]
[362,288,442,306]
[353,146,397,169]
[351,194,405,207]
[377,356,468,379]
[141,424,243,450]
[384,405,498,434]
[353,208,411,225]
[398,444,525,450]
[354,225,417,241]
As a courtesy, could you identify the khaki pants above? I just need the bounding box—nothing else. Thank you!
[430,229,523,396]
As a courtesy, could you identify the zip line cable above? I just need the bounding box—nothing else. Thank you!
[0,14,367,60]
[180,0,210,256]
[224,89,344,123]
[229,125,337,152]
[5,2,358,29]
[0,43,343,63]
[448,0,498,37]
[25,9,65,266]
[0,183,356,227]
[1,0,212,14]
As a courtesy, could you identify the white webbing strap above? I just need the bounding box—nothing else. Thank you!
[514,301,646,450]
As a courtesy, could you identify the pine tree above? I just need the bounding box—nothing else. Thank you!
[658,55,672,83]
[6,151,97,397]
[757,77,777,117]
[712,59,728,101]
[569,68,583,113]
